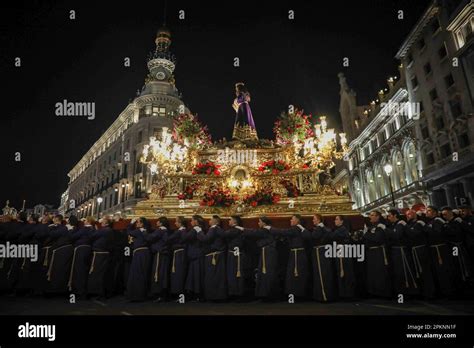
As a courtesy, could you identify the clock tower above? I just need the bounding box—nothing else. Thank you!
[147,27,176,83]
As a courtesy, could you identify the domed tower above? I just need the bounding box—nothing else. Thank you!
[139,26,185,103]
[147,27,176,83]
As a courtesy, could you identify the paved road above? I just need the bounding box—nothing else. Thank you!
[1,295,474,315]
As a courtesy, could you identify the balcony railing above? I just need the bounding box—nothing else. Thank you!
[359,181,425,211]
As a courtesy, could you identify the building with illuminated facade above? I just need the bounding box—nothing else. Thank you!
[334,0,474,214]
[62,27,190,218]
[335,68,427,214]
[396,0,474,208]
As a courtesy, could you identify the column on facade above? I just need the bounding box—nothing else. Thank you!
[444,184,456,208]
[461,177,473,206]
[359,168,368,208]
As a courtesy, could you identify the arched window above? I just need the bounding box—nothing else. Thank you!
[403,141,418,184]
[353,176,363,207]
[380,156,391,197]
[391,150,406,190]
[365,169,376,203]
[374,164,386,198]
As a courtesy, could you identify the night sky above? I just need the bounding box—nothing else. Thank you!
[0,0,432,209]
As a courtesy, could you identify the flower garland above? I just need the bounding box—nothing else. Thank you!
[192,161,221,176]
[172,113,212,147]
[243,188,281,207]
[177,183,199,200]
[280,179,302,198]
[200,188,236,207]
[258,160,290,174]
[273,109,313,145]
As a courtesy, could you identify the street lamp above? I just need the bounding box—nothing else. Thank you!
[96,197,103,219]
[383,164,396,208]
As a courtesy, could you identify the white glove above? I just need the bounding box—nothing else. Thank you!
[296,224,305,231]
[263,225,271,230]
[455,217,463,223]
[235,226,244,231]
[194,226,202,233]
[131,218,137,224]
[398,220,407,226]
[416,220,426,226]
[377,223,386,230]
[363,225,368,234]
[317,223,324,228]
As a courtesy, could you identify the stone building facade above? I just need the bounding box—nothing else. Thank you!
[336,68,427,214]
[64,27,189,218]
[396,0,474,208]
[334,0,474,214]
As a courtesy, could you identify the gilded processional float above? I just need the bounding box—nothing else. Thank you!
[133,83,356,219]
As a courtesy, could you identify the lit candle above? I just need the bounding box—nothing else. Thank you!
[315,124,321,137]
[320,116,327,132]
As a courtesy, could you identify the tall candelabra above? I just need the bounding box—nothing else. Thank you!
[293,116,348,170]
[141,127,189,176]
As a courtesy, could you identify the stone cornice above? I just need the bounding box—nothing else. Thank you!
[68,103,135,178]
[447,1,474,32]
[395,2,440,59]
[348,88,409,151]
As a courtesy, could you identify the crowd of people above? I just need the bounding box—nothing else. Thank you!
[0,205,473,303]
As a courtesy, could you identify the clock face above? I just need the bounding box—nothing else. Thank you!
[156,71,166,80]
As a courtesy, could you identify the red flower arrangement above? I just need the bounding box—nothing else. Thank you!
[258,160,290,174]
[192,161,221,176]
[200,188,236,207]
[273,109,314,145]
[280,179,302,198]
[243,188,281,207]
[177,183,199,200]
[172,113,212,147]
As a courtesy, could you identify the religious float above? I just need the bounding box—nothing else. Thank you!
[132,83,357,220]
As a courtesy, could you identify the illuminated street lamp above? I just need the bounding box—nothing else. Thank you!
[383,164,396,207]
[96,197,103,219]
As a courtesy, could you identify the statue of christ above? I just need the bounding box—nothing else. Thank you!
[232,82,258,141]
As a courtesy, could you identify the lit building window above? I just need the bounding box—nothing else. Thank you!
[159,106,166,116]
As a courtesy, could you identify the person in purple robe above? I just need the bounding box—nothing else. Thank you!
[232,83,257,139]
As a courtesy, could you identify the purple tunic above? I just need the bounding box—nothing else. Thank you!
[234,92,256,129]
